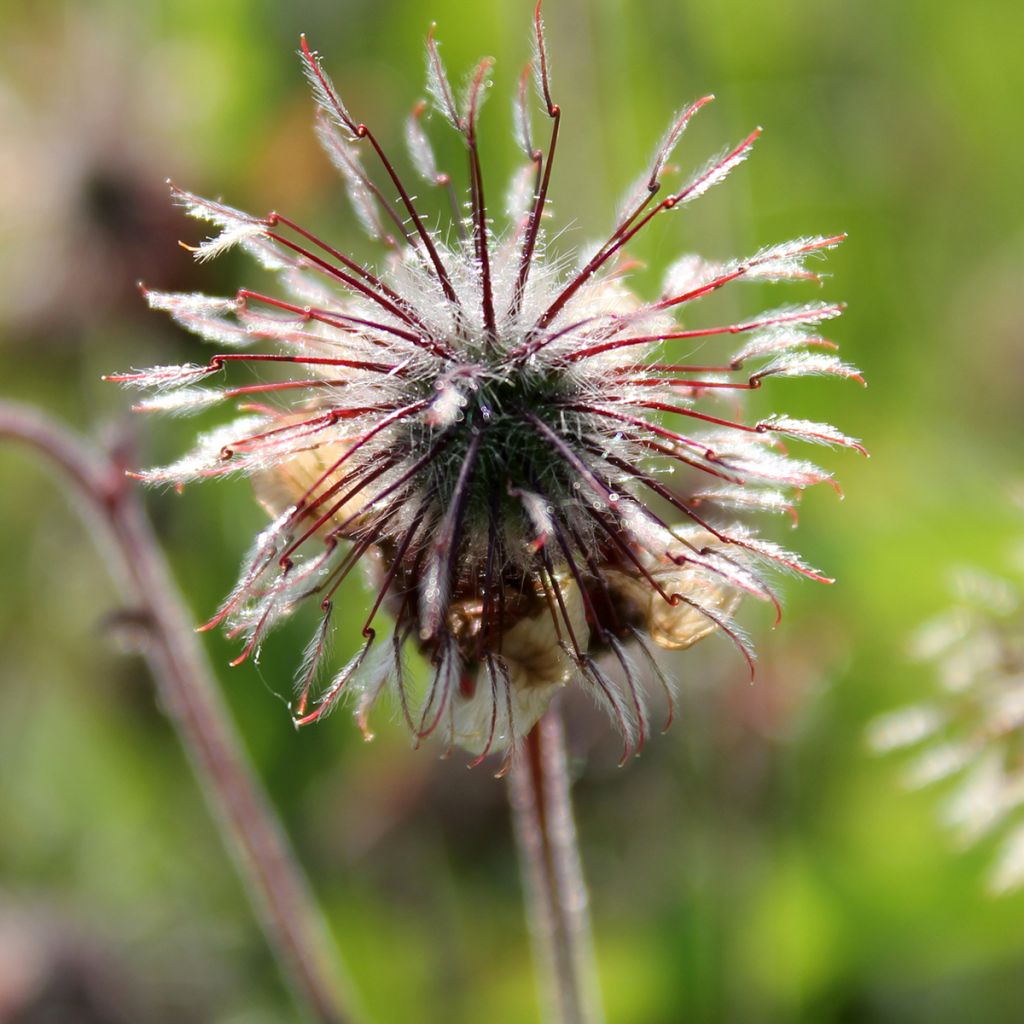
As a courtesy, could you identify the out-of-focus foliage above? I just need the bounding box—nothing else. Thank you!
[1,0,1022,1021]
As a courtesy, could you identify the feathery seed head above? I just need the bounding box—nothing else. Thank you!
[111,5,861,769]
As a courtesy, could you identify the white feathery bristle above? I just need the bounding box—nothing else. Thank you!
[732,327,829,364]
[618,502,675,554]
[353,646,401,740]
[316,117,386,241]
[405,108,440,183]
[293,610,335,693]
[235,587,295,662]
[729,532,831,581]
[758,415,865,452]
[109,363,211,390]
[743,235,842,281]
[133,453,216,485]
[649,103,703,183]
[674,136,756,207]
[460,60,494,128]
[238,308,307,337]
[301,42,358,139]
[172,188,257,230]
[134,415,268,484]
[617,99,710,215]
[717,446,833,490]
[238,234,294,273]
[530,11,550,108]
[209,508,296,625]
[506,162,537,221]
[146,286,251,347]
[662,254,723,298]
[586,660,640,749]
[425,34,460,129]
[279,268,337,308]
[756,351,863,383]
[176,313,253,348]
[133,387,225,415]
[754,301,845,330]
[512,80,533,159]
[689,595,756,660]
[691,486,795,517]
[173,188,291,273]
[615,169,652,222]
[193,222,268,263]
[679,547,775,603]
[144,290,237,317]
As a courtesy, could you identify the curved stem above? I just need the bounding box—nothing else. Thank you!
[509,706,604,1024]
[0,400,360,1024]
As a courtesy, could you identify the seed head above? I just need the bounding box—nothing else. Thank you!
[110,6,862,769]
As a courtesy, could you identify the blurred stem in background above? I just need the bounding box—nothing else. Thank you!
[0,400,360,1024]
[511,709,604,1024]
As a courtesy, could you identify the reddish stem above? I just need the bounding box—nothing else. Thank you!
[0,400,360,1024]
[509,707,604,1024]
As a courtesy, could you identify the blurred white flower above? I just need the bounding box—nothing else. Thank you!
[870,554,1024,892]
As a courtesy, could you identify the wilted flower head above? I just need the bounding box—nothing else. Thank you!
[111,5,861,768]
[869,538,1024,892]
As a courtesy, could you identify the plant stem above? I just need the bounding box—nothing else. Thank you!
[0,400,360,1024]
[509,706,604,1024]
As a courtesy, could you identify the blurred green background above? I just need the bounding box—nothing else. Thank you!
[2,0,1023,1021]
